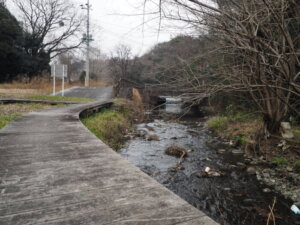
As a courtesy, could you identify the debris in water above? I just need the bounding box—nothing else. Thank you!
[197,167,226,178]
[205,167,211,173]
[147,134,160,141]
[165,145,188,158]
[217,149,226,154]
[291,205,300,214]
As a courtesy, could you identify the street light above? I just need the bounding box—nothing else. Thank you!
[81,0,93,87]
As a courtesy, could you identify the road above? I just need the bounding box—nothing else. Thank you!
[54,86,114,100]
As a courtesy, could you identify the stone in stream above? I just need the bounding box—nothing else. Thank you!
[237,162,246,169]
[165,146,188,158]
[247,167,257,175]
[217,149,226,154]
[263,188,271,193]
[231,149,244,155]
[147,134,160,141]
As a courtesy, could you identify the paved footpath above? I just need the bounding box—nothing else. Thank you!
[0,87,218,225]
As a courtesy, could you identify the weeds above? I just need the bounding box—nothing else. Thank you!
[207,116,229,131]
[272,157,288,167]
[0,115,20,129]
[207,111,260,147]
[82,109,132,151]
[82,97,145,151]
[294,161,300,172]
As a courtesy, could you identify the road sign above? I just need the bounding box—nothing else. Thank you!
[51,64,67,96]
[51,64,67,78]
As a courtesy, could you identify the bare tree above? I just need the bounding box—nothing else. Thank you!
[147,0,300,135]
[14,0,83,58]
[109,44,132,95]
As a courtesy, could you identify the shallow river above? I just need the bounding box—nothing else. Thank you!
[120,104,296,225]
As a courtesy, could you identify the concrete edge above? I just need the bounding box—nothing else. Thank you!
[71,100,219,225]
[0,98,86,105]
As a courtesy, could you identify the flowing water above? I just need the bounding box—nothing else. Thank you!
[120,100,297,225]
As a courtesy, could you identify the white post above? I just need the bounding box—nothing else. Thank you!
[62,65,65,97]
[85,0,90,87]
[53,64,56,96]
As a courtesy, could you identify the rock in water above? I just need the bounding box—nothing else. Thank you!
[247,167,257,175]
[165,146,188,158]
[217,149,226,154]
[147,134,160,141]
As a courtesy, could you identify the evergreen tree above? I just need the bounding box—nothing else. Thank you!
[0,4,23,82]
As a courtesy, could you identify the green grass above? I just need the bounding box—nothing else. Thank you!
[295,161,300,172]
[272,157,288,167]
[207,116,230,131]
[82,109,132,151]
[27,95,92,102]
[0,103,63,129]
[293,129,300,137]
[0,114,20,129]
[207,111,260,147]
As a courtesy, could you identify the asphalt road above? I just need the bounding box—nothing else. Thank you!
[54,86,114,100]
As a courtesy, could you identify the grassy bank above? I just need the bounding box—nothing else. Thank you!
[0,103,62,129]
[81,99,139,151]
[27,95,91,102]
[207,110,300,169]
[207,111,260,147]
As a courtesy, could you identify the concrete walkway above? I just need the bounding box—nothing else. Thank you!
[0,87,218,225]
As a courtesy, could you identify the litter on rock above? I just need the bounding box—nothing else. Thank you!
[291,205,300,214]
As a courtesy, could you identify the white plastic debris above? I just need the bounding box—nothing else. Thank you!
[291,205,300,214]
[205,167,211,173]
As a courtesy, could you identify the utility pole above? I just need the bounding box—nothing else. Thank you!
[81,0,92,87]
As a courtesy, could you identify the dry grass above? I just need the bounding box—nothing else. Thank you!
[132,88,144,122]
[0,77,108,98]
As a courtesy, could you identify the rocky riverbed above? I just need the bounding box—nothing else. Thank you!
[120,117,299,225]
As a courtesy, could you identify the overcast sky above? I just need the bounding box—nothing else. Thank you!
[7,0,188,56]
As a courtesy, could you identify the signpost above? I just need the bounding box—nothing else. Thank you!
[51,64,68,96]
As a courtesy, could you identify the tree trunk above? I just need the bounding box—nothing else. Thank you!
[263,114,282,135]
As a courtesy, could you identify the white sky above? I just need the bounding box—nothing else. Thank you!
[7,0,188,56]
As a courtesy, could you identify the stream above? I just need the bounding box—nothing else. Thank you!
[120,99,297,225]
